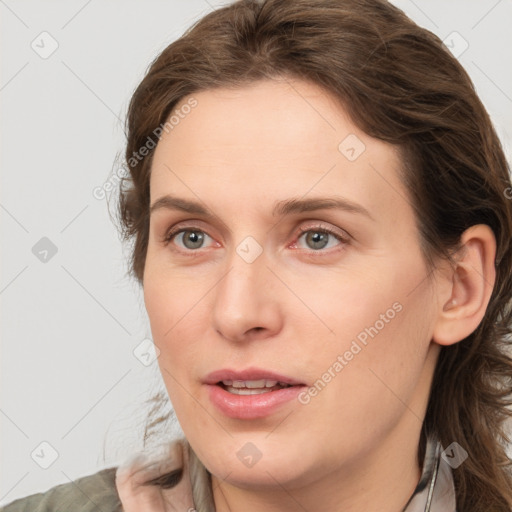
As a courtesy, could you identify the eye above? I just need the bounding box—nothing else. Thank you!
[168,229,214,250]
[296,228,346,251]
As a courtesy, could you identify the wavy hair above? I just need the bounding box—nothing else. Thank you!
[114,0,512,509]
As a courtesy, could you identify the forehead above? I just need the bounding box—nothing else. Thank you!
[156,79,360,165]
[149,78,407,223]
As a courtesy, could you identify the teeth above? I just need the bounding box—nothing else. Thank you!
[224,386,274,395]
[219,379,295,395]
[222,379,281,388]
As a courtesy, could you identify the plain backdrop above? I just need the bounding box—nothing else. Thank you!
[1,0,511,506]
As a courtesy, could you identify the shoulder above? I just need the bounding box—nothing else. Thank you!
[0,467,121,512]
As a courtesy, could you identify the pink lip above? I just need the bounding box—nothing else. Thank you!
[203,367,307,420]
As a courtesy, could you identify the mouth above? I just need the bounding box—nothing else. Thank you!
[203,368,308,419]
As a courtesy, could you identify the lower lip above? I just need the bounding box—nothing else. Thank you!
[205,384,307,419]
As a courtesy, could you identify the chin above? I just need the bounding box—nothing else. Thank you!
[202,441,317,490]
[213,462,307,491]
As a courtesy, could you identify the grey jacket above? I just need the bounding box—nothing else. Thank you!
[0,435,456,511]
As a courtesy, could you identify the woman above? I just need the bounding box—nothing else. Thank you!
[3,0,511,511]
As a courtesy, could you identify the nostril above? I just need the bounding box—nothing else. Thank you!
[248,326,266,335]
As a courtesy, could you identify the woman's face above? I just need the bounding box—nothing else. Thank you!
[144,78,441,491]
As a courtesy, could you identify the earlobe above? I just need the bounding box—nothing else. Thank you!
[432,224,496,346]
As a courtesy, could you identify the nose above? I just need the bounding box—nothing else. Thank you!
[211,249,284,343]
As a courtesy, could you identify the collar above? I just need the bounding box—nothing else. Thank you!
[402,434,457,512]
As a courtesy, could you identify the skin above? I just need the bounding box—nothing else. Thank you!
[116,78,496,511]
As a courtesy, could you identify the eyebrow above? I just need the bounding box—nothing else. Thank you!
[150,194,373,221]
[150,195,210,216]
[272,197,373,220]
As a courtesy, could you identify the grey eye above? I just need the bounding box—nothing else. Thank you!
[304,231,330,250]
[178,230,206,249]
[297,229,344,251]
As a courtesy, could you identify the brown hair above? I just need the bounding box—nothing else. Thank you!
[115,0,512,509]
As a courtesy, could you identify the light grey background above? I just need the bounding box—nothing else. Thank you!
[1,0,511,506]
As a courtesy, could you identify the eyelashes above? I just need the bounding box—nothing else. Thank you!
[162,223,350,256]
[164,229,216,250]
[294,226,349,251]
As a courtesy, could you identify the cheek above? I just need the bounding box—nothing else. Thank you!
[143,252,209,340]
[144,273,207,418]
[290,259,435,406]
[283,265,406,348]
[142,255,222,363]
[143,263,207,392]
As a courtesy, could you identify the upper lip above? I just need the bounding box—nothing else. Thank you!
[203,367,306,386]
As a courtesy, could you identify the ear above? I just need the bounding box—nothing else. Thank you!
[432,224,496,346]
